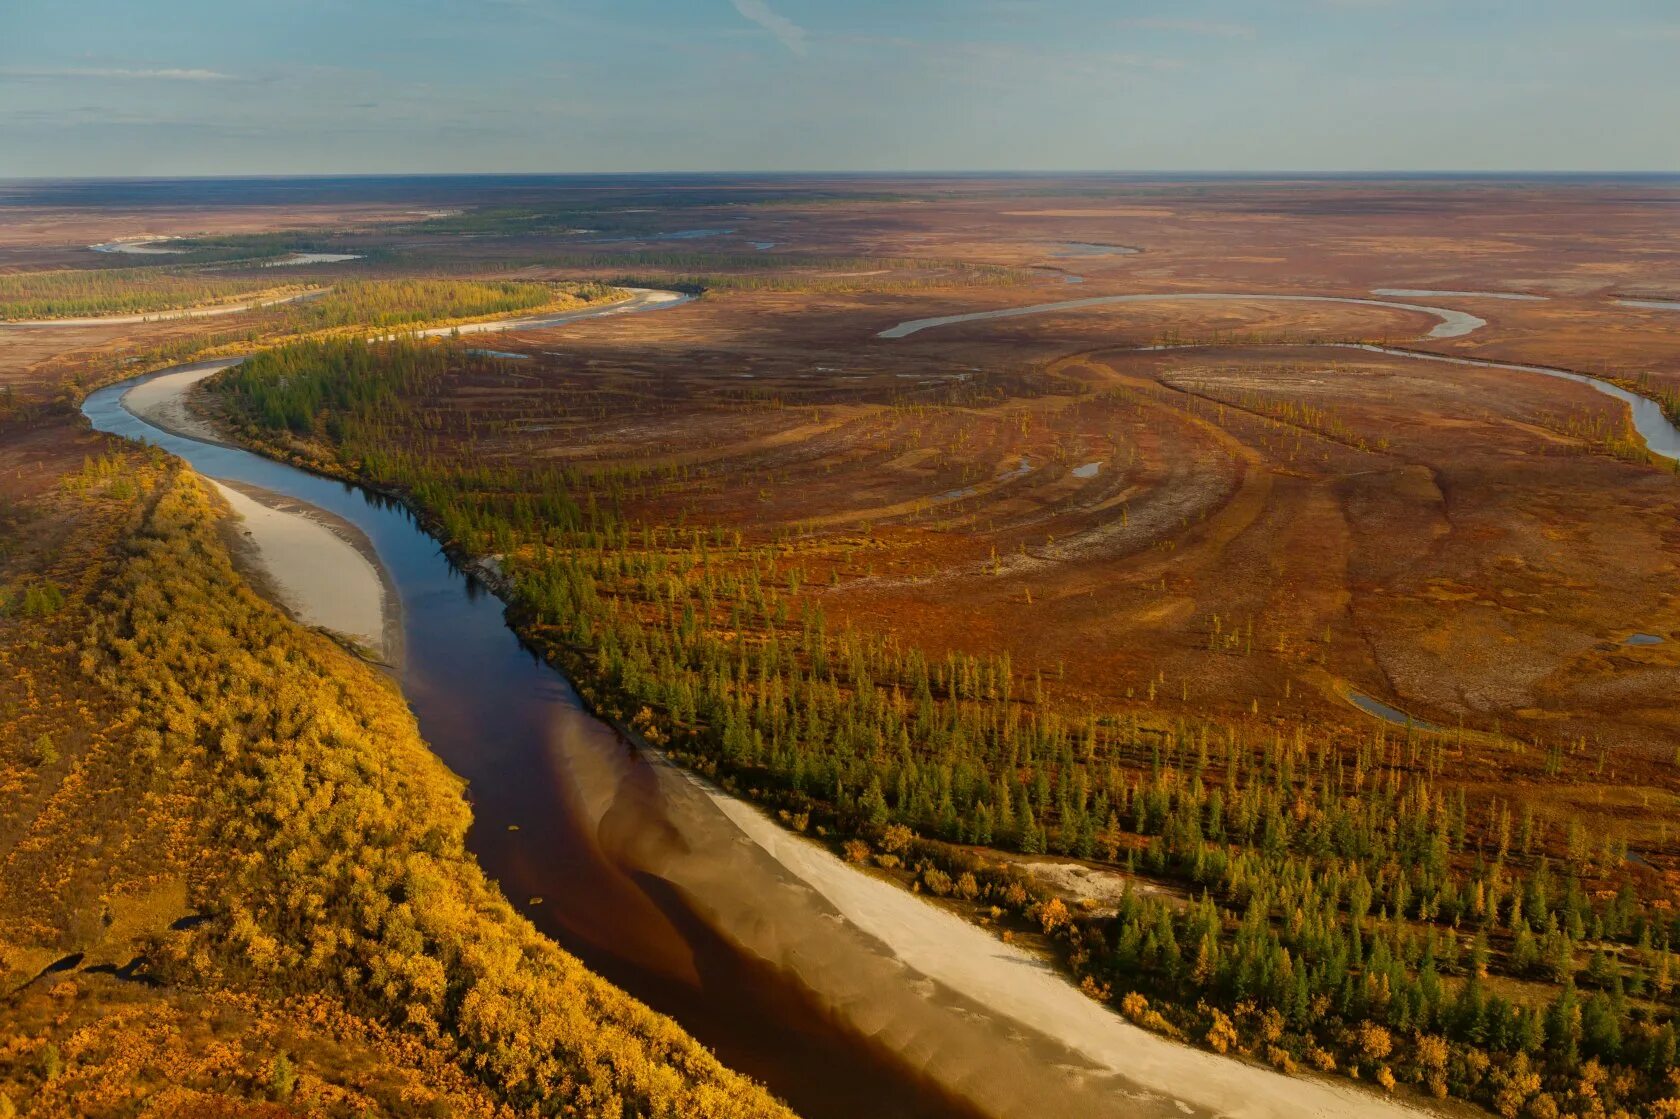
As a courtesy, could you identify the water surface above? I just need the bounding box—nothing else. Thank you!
[1371,288,1546,301]
[879,292,1487,341]
[1347,692,1441,731]
[1350,345,1680,462]
[84,363,993,1119]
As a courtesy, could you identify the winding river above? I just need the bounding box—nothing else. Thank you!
[74,292,1435,1119]
[877,291,1488,340]
[881,295,1680,740]
[878,294,1680,462]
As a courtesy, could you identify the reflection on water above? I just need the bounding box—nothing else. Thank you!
[1347,691,1441,731]
[1371,288,1545,301]
[82,368,991,1119]
[879,292,1487,341]
[1351,345,1680,462]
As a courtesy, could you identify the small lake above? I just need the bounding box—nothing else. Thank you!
[90,238,184,255]
[262,252,362,266]
[1347,692,1442,731]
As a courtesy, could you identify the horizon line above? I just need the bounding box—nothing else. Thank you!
[5,169,1680,184]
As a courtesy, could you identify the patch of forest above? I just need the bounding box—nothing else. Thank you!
[0,438,790,1118]
[0,267,289,320]
[283,277,601,330]
[207,336,1680,1119]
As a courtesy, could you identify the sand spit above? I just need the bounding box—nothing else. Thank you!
[878,292,1487,341]
[702,792,1432,1119]
[121,360,396,660]
[210,480,391,659]
[119,360,238,444]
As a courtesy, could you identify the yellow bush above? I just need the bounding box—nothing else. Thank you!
[1357,1021,1393,1062]
[69,468,791,1119]
[1204,1008,1238,1055]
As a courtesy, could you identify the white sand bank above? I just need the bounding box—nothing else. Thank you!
[211,480,390,658]
[706,792,1432,1119]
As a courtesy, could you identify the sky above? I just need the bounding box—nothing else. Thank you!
[3,0,1678,177]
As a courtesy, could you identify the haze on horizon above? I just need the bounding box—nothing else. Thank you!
[3,0,1678,178]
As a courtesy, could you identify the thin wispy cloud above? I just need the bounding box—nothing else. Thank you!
[0,66,235,82]
[730,0,809,57]
[1120,18,1255,40]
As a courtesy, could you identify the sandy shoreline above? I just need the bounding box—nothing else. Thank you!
[702,789,1433,1119]
[102,291,1443,1118]
[210,479,394,660]
[121,363,399,662]
[380,286,690,341]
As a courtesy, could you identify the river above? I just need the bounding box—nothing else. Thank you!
[877,292,1488,340]
[80,294,1439,1119]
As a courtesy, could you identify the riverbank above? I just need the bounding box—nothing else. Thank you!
[877,291,1489,340]
[0,449,791,1117]
[117,357,399,662]
[2,288,324,327]
[210,478,396,663]
[141,354,1447,1117]
[101,287,1680,1115]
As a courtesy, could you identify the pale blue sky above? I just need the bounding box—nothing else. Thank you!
[3,0,1677,176]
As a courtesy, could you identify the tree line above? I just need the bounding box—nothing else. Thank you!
[209,336,1680,1117]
